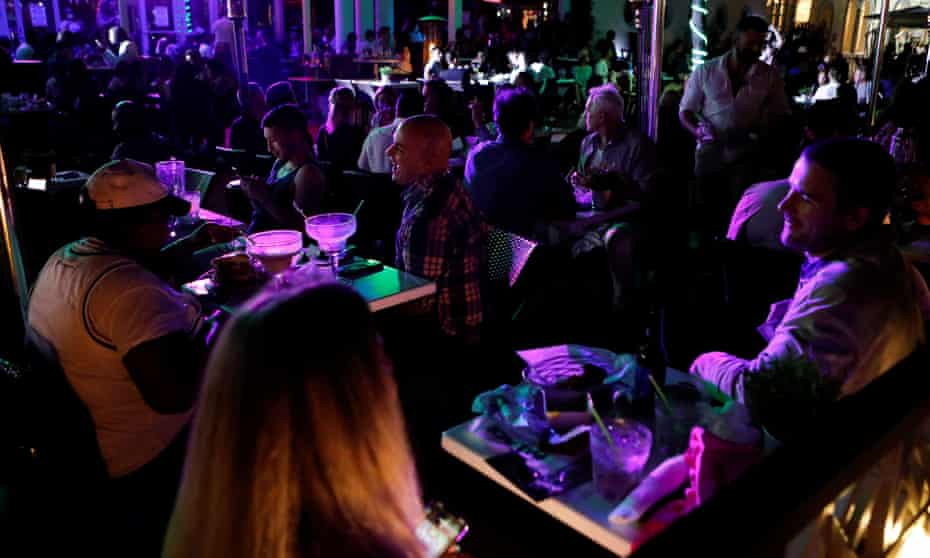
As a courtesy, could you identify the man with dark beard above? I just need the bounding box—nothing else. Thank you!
[679,15,791,231]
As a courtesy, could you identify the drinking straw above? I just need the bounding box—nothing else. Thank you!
[353,199,365,216]
[587,393,617,451]
[292,200,309,220]
[649,375,675,417]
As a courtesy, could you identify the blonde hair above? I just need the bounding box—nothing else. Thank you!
[325,86,358,134]
[164,284,425,558]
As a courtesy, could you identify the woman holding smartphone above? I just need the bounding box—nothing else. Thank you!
[240,104,326,234]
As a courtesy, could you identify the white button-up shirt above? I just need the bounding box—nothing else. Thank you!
[680,51,790,137]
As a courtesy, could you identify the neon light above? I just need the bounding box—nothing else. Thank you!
[185,0,193,32]
[690,0,709,70]
[689,20,707,44]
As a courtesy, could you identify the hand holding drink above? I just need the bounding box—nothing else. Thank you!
[696,121,716,143]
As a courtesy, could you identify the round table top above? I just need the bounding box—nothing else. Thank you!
[355,57,402,64]
[288,76,335,83]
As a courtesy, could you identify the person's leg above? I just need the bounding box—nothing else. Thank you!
[605,222,639,311]
[108,429,188,558]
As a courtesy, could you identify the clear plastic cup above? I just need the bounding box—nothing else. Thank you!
[590,418,652,501]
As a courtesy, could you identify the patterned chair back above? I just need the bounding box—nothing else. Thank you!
[487,227,538,288]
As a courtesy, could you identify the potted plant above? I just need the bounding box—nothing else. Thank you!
[742,356,840,444]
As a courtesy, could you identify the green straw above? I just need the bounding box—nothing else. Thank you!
[649,375,675,417]
[587,393,617,451]
[353,199,365,216]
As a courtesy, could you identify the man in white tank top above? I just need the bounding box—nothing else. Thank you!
[28,159,210,556]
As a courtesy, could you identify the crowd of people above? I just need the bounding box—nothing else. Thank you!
[5,7,930,558]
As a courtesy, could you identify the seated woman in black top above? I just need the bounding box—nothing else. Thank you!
[241,105,326,233]
[315,86,366,171]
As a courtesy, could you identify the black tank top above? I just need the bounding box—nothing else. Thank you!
[248,159,319,233]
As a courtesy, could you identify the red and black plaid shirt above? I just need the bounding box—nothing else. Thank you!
[395,172,488,341]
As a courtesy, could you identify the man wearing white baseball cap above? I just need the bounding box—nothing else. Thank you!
[27,159,211,557]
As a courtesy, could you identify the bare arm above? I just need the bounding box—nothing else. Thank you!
[123,331,209,414]
[679,109,702,139]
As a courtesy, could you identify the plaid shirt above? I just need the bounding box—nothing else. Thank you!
[396,172,488,341]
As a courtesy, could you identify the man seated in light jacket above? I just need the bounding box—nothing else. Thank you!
[692,138,930,401]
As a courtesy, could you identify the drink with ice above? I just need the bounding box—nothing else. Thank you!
[590,418,652,501]
[305,213,357,270]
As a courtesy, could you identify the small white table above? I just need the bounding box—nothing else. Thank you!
[349,266,436,312]
[441,368,698,557]
[335,79,420,98]
[185,211,436,313]
[442,420,641,557]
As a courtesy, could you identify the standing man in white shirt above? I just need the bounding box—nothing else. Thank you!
[28,159,212,557]
[679,15,791,232]
[358,89,423,174]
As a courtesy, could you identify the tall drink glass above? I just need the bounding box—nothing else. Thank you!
[305,213,357,272]
[156,159,185,234]
[590,418,652,501]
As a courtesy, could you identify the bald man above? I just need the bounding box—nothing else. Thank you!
[387,115,489,342]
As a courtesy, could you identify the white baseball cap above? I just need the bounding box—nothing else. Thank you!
[84,159,189,215]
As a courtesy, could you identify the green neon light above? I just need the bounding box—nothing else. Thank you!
[689,20,707,44]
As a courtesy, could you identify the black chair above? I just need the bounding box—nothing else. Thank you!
[9,327,111,555]
[340,169,401,262]
[712,238,803,354]
[21,326,108,483]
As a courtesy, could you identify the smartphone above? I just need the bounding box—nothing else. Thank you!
[27,178,47,191]
[415,503,468,558]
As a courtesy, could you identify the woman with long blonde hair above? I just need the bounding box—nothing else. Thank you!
[316,86,366,169]
[163,283,426,558]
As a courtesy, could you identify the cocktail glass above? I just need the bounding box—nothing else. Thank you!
[246,230,304,275]
[590,418,652,501]
[156,159,185,235]
[305,212,357,272]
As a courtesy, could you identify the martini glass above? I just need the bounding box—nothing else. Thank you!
[305,213,357,273]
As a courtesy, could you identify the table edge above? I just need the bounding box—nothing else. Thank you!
[441,427,633,557]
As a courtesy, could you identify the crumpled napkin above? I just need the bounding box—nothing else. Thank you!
[472,383,550,446]
[517,345,636,386]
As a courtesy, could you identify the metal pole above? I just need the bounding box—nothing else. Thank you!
[632,0,648,134]
[139,0,150,55]
[302,0,313,56]
[118,0,130,33]
[925,9,929,75]
[868,0,889,128]
[13,0,25,44]
[647,0,665,141]
[227,0,249,89]
[273,0,285,43]
[0,148,29,322]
